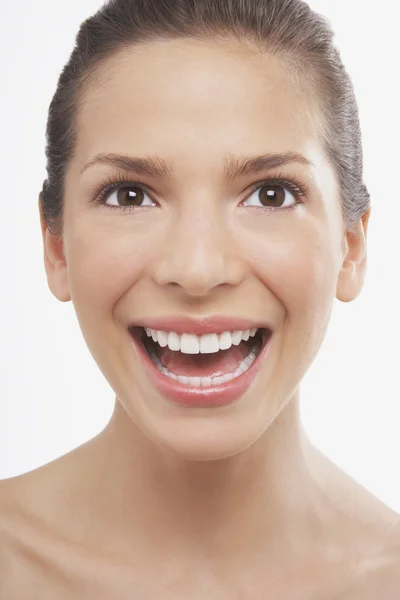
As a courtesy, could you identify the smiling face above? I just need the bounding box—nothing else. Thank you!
[40,37,368,459]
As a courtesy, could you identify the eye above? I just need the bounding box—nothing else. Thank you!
[104,185,156,210]
[92,175,307,212]
[243,182,298,210]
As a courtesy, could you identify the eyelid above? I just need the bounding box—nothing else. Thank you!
[90,173,155,205]
[248,174,309,198]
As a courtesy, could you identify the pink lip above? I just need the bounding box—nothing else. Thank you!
[129,314,273,335]
[130,328,273,408]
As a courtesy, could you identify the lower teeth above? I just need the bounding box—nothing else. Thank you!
[148,340,262,388]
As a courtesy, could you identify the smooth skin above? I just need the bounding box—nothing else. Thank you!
[1,37,399,599]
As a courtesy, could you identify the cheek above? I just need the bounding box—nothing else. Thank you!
[246,225,340,386]
[248,226,339,327]
[66,224,157,320]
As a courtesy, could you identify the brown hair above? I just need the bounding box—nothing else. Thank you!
[40,0,370,240]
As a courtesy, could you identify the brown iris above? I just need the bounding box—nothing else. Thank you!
[116,187,144,207]
[258,185,285,208]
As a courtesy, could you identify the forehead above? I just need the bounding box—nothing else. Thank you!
[75,38,323,170]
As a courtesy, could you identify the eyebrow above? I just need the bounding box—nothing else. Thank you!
[80,151,314,179]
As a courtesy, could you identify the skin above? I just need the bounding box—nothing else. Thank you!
[1,37,399,598]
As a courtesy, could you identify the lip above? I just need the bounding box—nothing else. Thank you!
[129,326,273,408]
[128,315,273,335]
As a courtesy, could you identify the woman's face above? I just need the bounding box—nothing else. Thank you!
[41,38,368,460]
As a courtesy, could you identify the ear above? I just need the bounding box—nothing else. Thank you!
[39,192,71,303]
[336,207,371,303]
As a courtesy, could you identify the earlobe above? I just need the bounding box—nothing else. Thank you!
[336,207,371,303]
[38,193,71,303]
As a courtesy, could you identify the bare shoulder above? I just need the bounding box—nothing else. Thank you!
[0,473,79,599]
[332,523,400,599]
[351,555,400,600]
[0,478,24,595]
[0,471,69,597]
[371,523,400,591]
[0,476,22,549]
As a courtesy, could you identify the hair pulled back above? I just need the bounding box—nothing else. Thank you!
[41,0,370,240]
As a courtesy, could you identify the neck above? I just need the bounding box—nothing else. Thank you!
[76,390,328,571]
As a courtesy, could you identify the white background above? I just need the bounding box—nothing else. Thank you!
[1,1,399,512]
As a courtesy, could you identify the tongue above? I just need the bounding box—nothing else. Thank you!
[155,341,250,378]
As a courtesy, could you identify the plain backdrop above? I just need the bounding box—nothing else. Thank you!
[1,0,399,512]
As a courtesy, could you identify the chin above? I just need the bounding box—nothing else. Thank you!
[136,403,270,462]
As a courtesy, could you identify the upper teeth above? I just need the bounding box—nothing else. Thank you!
[144,328,259,354]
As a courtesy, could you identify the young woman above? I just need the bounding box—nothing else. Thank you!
[1,0,399,597]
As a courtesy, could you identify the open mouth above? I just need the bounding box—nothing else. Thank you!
[129,326,272,389]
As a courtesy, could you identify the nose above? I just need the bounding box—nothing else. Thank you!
[150,205,246,297]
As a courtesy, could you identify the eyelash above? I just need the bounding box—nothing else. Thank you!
[90,171,310,213]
